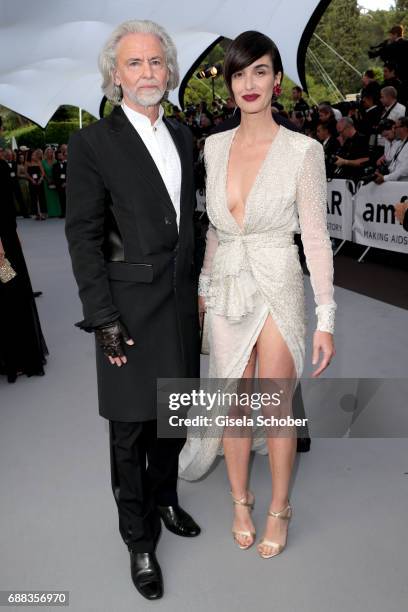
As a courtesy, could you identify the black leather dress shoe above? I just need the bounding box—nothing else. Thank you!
[157,504,201,537]
[297,437,311,453]
[129,551,163,600]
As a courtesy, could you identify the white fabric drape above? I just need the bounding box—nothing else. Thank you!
[0,0,324,126]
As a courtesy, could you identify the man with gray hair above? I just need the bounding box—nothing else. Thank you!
[65,20,200,601]
[375,116,408,184]
[379,86,406,123]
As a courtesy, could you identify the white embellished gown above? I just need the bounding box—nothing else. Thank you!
[179,124,337,481]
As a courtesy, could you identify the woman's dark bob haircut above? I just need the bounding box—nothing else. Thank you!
[223,31,284,97]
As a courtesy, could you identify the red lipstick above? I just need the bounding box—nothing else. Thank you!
[242,94,260,101]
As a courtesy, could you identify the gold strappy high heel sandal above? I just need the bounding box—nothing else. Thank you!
[257,501,292,559]
[231,491,256,550]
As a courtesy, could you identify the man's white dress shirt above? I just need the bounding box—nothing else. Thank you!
[383,138,399,163]
[384,137,408,182]
[377,102,406,147]
[121,102,182,229]
[384,101,406,122]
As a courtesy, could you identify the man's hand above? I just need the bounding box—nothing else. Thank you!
[95,319,134,367]
[374,172,385,185]
[334,156,347,167]
[395,201,408,224]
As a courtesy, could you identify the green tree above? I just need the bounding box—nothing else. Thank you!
[307,0,362,98]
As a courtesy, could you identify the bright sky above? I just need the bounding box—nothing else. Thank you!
[359,0,395,10]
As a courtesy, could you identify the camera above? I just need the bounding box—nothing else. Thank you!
[327,154,345,177]
[361,163,389,185]
[368,40,388,60]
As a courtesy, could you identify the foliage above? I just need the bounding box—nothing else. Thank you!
[8,119,96,149]
[307,0,363,99]
[183,42,230,108]
[306,0,408,102]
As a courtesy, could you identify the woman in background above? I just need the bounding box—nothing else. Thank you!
[0,154,48,382]
[17,151,30,215]
[26,149,46,220]
[42,147,61,217]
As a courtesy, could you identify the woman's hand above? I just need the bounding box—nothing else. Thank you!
[311,330,336,378]
[198,295,206,329]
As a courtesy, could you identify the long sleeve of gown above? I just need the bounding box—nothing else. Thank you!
[296,139,337,334]
[198,222,218,296]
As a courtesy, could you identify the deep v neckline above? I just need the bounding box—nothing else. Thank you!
[224,124,283,231]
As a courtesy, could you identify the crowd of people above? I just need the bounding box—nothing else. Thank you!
[165,91,407,188]
[166,79,408,189]
[0,142,67,220]
[2,27,408,221]
[1,24,408,390]
[164,26,408,189]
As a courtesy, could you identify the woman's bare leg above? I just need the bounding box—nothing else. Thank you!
[223,345,257,547]
[256,314,297,556]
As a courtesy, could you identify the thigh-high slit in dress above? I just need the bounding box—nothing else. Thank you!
[179,125,337,481]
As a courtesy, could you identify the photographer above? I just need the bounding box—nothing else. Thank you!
[382,63,402,100]
[334,117,370,181]
[316,121,340,178]
[369,26,408,102]
[290,109,308,133]
[380,86,406,122]
[374,117,408,184]
[361,69,381,105]
[361,120,398,185]
[376,119,399,166]
[384,26,408,85]
[360,92,382,137]
[368,26,408,65]
[292,86,310,114]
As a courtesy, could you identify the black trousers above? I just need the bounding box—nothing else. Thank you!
[109,419,185,553]
[29,183,47,216]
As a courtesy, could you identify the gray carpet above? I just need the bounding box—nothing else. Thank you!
[1,218,407,612]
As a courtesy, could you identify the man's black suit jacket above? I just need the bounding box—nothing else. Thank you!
[65,106,200,421]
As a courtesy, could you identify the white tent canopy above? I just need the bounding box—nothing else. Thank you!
[0,0,328,127]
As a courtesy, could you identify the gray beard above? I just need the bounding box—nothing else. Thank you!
[122,85,165,108]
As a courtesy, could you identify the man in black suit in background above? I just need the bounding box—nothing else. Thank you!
[316,121,340,177]
[52,148,67,218]
[65,20,200,601]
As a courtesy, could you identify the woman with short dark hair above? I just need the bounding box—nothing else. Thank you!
[180,31,336,559]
